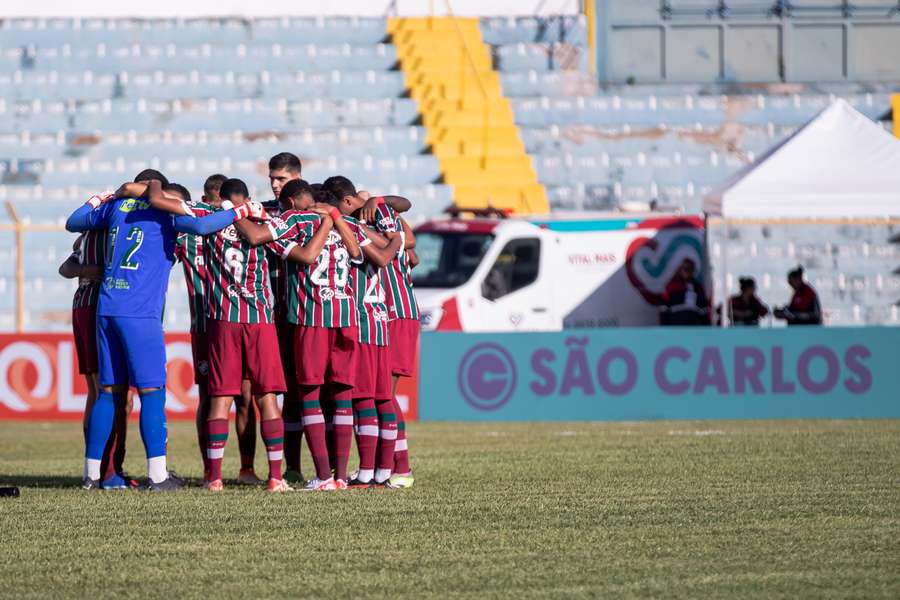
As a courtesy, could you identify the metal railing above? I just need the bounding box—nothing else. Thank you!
[2,201,65,332]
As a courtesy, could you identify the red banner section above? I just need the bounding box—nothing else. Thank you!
[0,333,418,421]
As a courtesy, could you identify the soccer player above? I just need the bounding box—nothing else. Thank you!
[65,170,249,491]
[171,176,262,485]
[188,178,290,492]
[262,153,304,483]
[326,188,403,488]
[233,177,363,490]
[359,194,419,488]
[58,226,134,489]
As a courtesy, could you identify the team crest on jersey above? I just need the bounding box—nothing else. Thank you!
[373,308,389,322]
[320,287,335,301]
[221,225,240,242]
[378,216,395,230]
[271,217,287,229]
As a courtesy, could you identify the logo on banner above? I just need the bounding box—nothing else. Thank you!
[625,232,704,304]
[457,343,517,411]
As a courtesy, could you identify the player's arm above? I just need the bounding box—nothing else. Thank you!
[234,218,277,246]
[360,228,402,268]
[281,215,334,265]
[65,195,114,232]
[173,203,253,235]
[147,180,195,215]
[58,253,81,279]
[407,248,420,268]
[330,209,361,260]
[358,192,411,223]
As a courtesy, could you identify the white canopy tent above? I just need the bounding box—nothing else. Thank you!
[703,98,900,325]
[704,98,900,219]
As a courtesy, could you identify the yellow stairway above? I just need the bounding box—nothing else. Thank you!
[389,16,549,214]
[893,94,900,138]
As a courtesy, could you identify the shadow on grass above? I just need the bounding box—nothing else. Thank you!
[0,474,86,489]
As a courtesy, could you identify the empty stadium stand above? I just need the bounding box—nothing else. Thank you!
[0,10,897,329]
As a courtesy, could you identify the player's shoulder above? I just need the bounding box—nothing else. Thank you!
[374,203,400,230]
[281,209,320,225]
[188,200,217,215]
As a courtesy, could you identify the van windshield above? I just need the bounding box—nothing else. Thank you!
[412,231,493,288]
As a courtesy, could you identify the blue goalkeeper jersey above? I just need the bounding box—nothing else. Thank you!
[66,198,236,320]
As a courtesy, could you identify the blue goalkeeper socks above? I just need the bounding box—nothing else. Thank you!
[85,391,115,461]
[138,388,167,459]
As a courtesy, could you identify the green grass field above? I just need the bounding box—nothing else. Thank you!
[1,419,898,599]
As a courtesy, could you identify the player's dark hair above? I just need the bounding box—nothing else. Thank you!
[314,187,338,206]
[163,183,191,203]
[134,169,169,186]
[268,152,302,174]
[322,175,356,201]
[219,178,250,201]
[278,179,312,205]
[739,277,755,291]
[203,173,227,197]
[788,265,804,279]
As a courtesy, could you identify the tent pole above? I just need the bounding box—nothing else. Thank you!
[721,219,731,328]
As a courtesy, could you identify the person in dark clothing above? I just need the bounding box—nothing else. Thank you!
[661,258,709,326]
[729,277,768,326]
[774,266,822,325]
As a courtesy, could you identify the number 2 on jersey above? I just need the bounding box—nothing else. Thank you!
[311,247,349,288]
[120,226,144,270]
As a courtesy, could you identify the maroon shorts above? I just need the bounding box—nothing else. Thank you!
[207,319,286,396]
[72,305,98,375]
[354,343,393,400]
[190,330,209,384]
[389,318,420,377]
[294,325,359,387]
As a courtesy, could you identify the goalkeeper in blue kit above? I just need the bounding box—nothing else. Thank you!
[66,171,256,491]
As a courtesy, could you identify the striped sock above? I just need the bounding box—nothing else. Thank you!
[332,386,354,482]
[282,397,303,473]
[375,399,397,480]
[206,418,229,482]
[260,418,284,481]
[300,385,330,480]
[393,397,410,474]
[353,397,378,479]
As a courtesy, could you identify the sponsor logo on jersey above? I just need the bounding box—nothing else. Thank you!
[118,198,151,213]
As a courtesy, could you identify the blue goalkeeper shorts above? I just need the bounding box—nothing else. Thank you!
[96,315,167,389]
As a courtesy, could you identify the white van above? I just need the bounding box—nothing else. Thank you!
[413,213,708,332]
